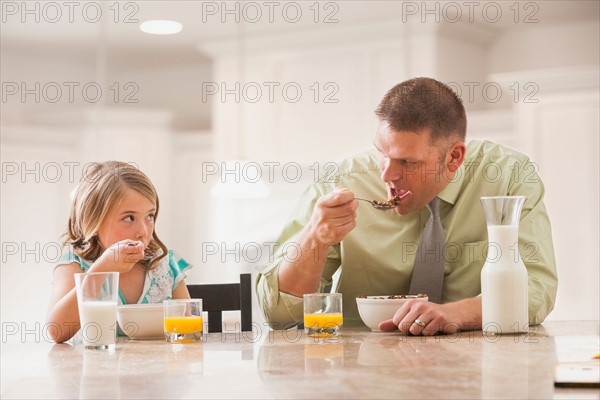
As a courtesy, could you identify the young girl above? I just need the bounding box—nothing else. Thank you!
[47,161,191,343]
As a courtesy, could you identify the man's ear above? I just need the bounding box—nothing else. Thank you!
[447,141,466,173]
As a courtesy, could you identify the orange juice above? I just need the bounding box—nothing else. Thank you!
[304,313,343,337]
[304,313,343,329]
[304,293,343,338]
[164,316,203,334]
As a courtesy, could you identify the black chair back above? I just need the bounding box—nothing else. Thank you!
[187,273,252,333]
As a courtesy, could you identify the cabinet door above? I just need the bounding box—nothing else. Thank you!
[518,91,599,321]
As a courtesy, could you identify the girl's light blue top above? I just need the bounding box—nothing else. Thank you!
[59,248,192,305]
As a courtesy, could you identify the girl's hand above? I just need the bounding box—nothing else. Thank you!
[89,239,145,274]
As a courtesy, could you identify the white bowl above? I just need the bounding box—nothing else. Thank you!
[117,304,164,340]
[356,295,428,331]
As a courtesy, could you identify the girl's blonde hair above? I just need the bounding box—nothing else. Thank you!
[63,161,168,270]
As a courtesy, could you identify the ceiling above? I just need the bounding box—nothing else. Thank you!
[1,1,598,131]
[3,1,598,53]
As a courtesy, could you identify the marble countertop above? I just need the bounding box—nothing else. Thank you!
[2,321,599,399]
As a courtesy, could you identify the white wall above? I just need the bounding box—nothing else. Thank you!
[1,126,78,334]
[1,8,599,341]
[111,62,214,131]
[0,47,95,124]
[489,21,599,73]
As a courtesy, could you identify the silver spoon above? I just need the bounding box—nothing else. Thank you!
[355,191,411,211]
[354,198,399,211]
[126,242,153,261]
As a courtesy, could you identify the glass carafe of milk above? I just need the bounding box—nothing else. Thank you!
[480,196,528,334]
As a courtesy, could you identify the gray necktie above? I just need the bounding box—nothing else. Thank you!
[408,197,445,304]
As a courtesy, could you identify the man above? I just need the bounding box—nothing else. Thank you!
[256,77,558,335]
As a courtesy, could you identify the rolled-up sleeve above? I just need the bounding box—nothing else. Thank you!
[256,260,304,329]
[255,181,341,328]
[511,160,558,324]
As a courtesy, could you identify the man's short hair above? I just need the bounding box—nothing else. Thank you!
[375,77,467,143]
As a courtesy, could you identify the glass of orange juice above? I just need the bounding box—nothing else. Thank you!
[163,299,203,343]
[303,293,343,338]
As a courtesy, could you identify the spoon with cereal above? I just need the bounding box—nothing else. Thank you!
[355,190,411,211]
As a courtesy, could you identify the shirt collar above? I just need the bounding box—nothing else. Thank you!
[436,164,465,206]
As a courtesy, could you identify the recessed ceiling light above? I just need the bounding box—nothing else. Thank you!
[140,20,182,35]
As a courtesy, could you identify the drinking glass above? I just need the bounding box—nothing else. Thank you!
[74,272,119,350]
[303,293,343,338]
[163,299,203,343]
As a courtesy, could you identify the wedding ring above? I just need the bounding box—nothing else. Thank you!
[413,319,427,328]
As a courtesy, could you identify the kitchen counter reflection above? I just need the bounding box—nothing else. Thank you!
[1,321,598,399]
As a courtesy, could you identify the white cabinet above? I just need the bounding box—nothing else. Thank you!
[492,68,600,321]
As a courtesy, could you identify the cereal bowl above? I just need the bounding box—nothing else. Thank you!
[356,295,428,331]
[117,304,164,339]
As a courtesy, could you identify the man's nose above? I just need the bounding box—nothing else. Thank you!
[380,159,399,182]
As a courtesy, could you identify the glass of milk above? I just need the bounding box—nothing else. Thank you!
[74,272,119,350]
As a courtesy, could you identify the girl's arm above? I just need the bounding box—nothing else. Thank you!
[46,241,145,343]
[46,262,83,343]
[172,280,191,299]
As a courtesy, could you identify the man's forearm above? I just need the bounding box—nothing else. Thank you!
[278,229,331,297]
[454,297,482,331]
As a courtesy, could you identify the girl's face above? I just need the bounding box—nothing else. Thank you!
[96,188,156,251]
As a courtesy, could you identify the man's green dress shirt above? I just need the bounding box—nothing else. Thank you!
[256,140,558,328]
